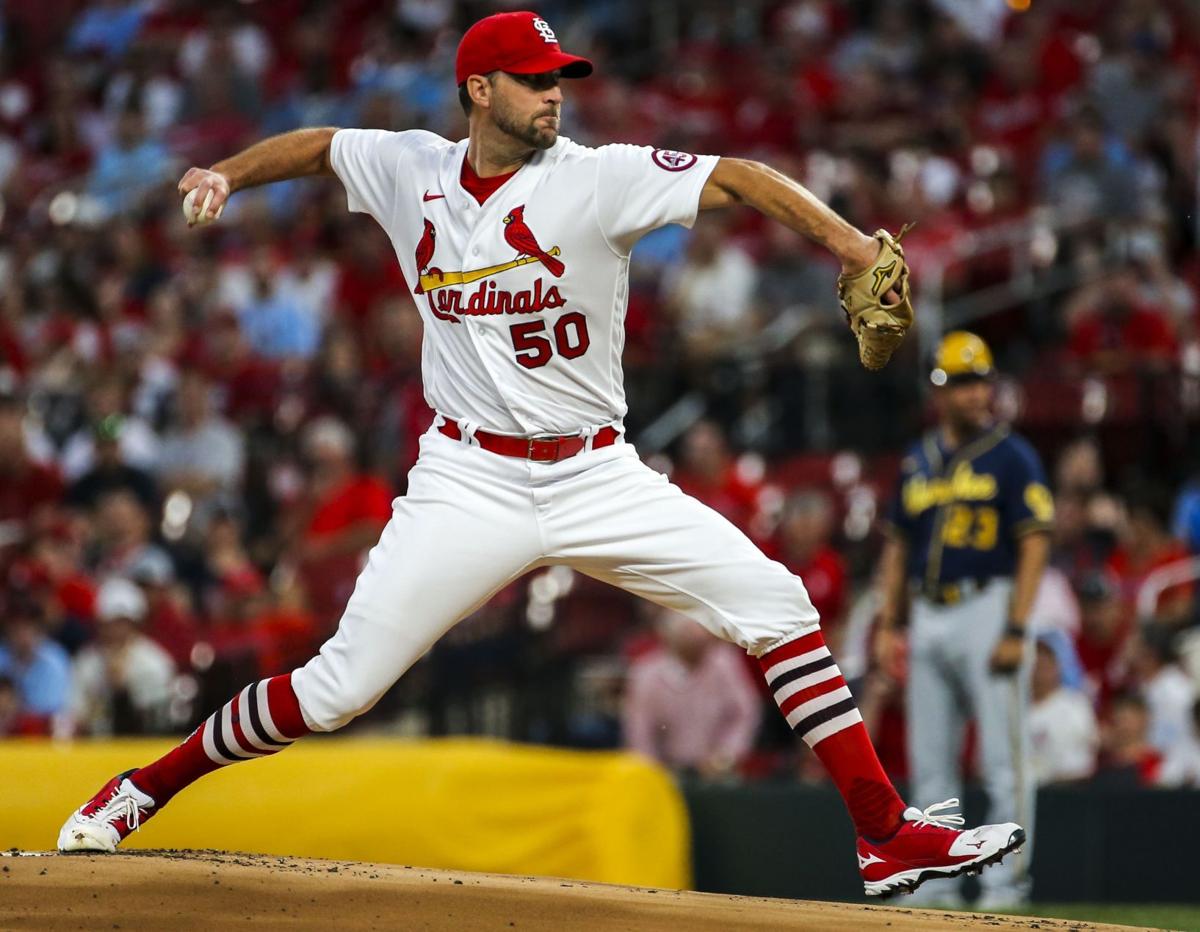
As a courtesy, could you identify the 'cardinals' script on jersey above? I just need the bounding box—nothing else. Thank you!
[330,130,718,434]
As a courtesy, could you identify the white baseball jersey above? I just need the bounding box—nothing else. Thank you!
[291,126,822,741]
[329,129,718,435]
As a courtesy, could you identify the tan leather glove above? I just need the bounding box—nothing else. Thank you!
[837,223,915,370]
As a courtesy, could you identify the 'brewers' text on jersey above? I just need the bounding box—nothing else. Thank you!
[886,424,1054,590]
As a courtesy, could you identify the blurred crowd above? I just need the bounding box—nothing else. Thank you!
[2,0,1200,794]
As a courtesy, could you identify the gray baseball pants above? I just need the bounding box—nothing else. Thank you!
[905,579,1033,903]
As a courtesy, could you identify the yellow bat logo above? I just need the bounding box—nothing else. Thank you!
[419,247,562,293]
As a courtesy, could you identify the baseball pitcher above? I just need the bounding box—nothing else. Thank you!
[60,12,1022,897]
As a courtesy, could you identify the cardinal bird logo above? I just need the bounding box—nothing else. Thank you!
[412,209,566,300]
[413,218,444,294]
[502,206,565,277]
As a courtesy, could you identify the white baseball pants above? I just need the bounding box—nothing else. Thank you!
[292,425,820,732]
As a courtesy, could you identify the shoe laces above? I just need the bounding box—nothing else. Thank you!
[91,784,143,834]
[910,798,966,831]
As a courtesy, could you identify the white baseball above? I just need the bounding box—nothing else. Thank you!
[182,187,224,225]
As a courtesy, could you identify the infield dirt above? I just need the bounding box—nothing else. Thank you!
[0,850,1147,930]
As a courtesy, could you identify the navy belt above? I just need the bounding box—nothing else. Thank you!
[919,577,993,606]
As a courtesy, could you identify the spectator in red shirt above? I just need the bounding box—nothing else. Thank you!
[1074,570,1133,713]
[1107,489,1193,625]
[288,416,392,628]
[196,310,281,427]
[244,578,319,678]
[672,420,763,533]
[1067,263,1179,373]
[199,510,265,620]
[127,549,198,671]
[775,489,848,643]
[333,225,407,327]
[201,570,269,674]
[1095,691,1163,787]
[973,40,1050,164]
[23,525,97,653]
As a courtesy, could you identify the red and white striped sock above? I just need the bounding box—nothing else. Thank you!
[759,629,906,840]
[131,673,310,807]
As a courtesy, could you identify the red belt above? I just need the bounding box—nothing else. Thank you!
[438,420,620,463]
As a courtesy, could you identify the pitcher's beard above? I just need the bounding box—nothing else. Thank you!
[495,109,558,150]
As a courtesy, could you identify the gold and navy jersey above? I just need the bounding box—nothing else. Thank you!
[885,425,1054,588]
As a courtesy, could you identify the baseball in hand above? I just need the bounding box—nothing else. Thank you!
[182,187,224,226]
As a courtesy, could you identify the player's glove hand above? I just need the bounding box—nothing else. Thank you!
[988,633,1026,675]
[837,223,915,371]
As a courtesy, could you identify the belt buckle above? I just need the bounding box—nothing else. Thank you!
[527,435,562,462]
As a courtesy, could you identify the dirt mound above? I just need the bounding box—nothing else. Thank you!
[0,850,1140,931]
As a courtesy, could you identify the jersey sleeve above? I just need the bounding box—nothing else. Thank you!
[329,129,434,226]
[1004,436,1055,537]
[594,145,720,254]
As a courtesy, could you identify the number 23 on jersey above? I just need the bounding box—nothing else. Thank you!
[940,504,999,551]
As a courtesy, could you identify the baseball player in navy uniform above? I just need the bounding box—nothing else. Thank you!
[60,12,1025,897]
[876,332,1054,907]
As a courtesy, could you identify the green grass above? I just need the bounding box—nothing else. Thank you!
[1008,903,1200,931]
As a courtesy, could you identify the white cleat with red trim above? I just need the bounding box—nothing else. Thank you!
[858,799,1025,898]
[57,770,157,853]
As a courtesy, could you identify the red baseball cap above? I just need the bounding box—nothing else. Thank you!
[455,11,593,85]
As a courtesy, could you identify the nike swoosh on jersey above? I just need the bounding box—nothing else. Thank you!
[423,191,446,202]
[857,852,884,869]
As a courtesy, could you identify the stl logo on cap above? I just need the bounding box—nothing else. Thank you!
[455,11,592,86]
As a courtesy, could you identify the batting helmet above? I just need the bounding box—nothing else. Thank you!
[930,331,994,386]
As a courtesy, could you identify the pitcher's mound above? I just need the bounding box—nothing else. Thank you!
[0,850,1139,930]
